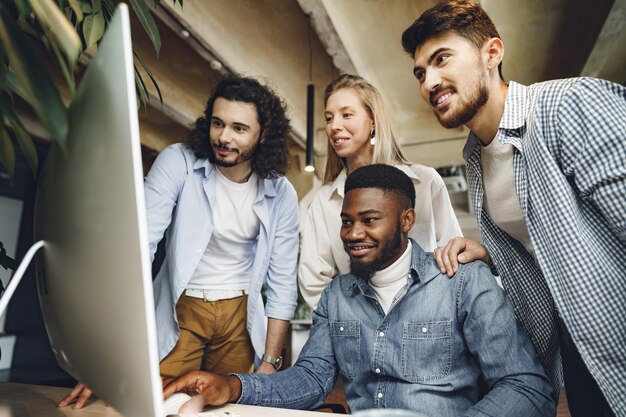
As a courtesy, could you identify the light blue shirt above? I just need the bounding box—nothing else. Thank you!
[237,240,555,417]
[144,143,299,361]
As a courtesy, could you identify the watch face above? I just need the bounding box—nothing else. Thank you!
[274,357,282,370]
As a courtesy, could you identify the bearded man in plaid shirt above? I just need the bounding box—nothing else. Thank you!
[401,1,625,417]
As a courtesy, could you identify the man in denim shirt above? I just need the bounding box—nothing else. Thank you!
[163,164,555,417]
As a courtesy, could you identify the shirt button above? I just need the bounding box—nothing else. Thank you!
[377,393,383,398]
[379,332,384,337]
[421,327,428,333]
[339,327,344,332]
[375,368,381,374]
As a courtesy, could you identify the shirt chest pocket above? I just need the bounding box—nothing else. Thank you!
[401,320,452,383]
[329,320,360,378]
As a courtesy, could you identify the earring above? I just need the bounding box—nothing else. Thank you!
[370,129,376,145]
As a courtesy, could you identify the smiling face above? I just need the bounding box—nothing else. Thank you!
[209,97,262,168]
[341,187,414,281]
[324,88,374,162]
[412,32,489,129]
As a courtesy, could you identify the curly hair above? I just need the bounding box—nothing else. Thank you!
[185,75,290,179]
[401,0,504,80]
[345,164,415,209]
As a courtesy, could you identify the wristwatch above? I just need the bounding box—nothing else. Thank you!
[261,353,283,370]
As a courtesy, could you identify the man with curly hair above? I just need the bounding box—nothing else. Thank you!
[148,75,298,378]
[58,75,299,409]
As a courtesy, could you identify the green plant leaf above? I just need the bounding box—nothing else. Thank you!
[82,10,104,49]
[14,0,32,16]
[134,50,162,105]
[134,64,149,107]
[47,33,76,95]
[80,2,93,13]
[3,71,27,100]
[128,0,161,56]
[0,98,38,176]
[29,0,82,65]
[0,13,68,150]
[0,41,6,86]
[0,128,16,178]
[66,0,84,22]
[90,0,102,13]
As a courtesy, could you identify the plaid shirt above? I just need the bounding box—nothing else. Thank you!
[463,78,626,414]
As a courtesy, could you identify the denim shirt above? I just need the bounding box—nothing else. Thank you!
[237,240,555,417]
[144,144,299,361]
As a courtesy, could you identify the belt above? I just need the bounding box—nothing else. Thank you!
[185,288,248,302]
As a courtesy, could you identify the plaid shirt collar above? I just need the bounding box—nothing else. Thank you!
[463,81,527,161]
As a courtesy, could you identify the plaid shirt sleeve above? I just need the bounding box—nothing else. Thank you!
[555,79,626,241]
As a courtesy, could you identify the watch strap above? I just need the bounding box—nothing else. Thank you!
[261,353,283,370]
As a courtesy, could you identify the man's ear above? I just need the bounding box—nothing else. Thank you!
[485,37,504,71]
[401,208,416,233]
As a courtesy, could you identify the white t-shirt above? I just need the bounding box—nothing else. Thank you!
[187,170,260,291]
[481,139,537,261]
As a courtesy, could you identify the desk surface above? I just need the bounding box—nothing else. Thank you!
[0,382,323,417]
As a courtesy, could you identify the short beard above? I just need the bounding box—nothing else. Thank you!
[435,76,489,129]
[212,143,256,168]
[350,256,387,281]
[349,224,403,282]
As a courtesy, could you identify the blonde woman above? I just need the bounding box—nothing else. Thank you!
[298,74,462,309]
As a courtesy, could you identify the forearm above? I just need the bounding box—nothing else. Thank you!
[463,377,555,417]
[264,317,289,358]
[237,362,335,410]
[241,287,338,409]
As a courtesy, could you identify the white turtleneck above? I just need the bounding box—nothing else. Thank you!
[369,241,413,314]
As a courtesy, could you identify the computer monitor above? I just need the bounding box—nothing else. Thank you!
[33,5,164,417]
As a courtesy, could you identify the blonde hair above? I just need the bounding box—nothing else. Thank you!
[322,74,410,184]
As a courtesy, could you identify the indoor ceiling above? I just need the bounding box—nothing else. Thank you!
[150,0,625,171]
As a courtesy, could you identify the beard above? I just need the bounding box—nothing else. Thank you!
[433,73,489,129]
[349,223,403,282]
[211,143,256,168]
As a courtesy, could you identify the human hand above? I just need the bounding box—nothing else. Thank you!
[433,237,491,277]
[162,370,242,413]
[255,361,277,375]
[57,382,94,409]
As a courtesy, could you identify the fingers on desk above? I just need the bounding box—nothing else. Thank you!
[57,383,93,409]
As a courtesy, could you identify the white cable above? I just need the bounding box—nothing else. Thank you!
[0,240,45,316]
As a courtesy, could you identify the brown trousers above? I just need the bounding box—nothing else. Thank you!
[159,294,254,378]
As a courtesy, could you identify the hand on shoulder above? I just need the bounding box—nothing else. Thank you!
[433,237,491,277]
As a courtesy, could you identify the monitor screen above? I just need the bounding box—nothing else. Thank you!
[33,5,163,417]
